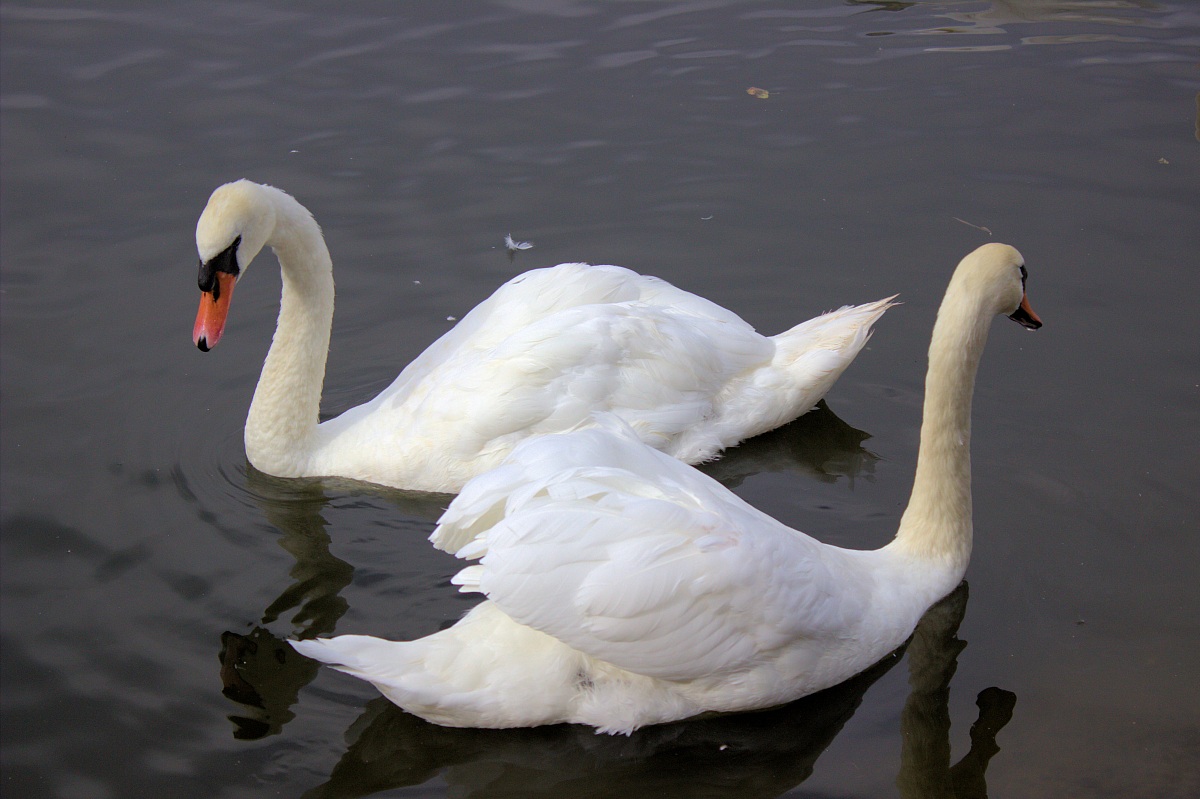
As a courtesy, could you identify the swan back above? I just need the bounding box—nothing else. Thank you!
[369,263,758,412]
[432,421,897,710]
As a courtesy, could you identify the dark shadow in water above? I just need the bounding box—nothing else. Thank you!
[219,626,321,741]
[292,583,1014,799]
[219,466,457,740]
[698,400,877,489]
[847,0,918,12]
[219,471,352,739]
[897,584,1017,799]
[216,402,876,740]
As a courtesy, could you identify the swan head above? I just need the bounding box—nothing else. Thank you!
[953,243,1042,330]
[193,180,277,351]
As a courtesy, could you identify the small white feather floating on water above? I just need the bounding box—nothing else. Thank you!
[505,233,534,252]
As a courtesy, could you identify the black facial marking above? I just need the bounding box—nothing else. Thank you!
[1007,263,1040,329]
[197,235,242,300]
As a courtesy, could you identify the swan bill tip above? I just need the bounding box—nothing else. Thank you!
[1008,311,1042,331]
[1008,294,1042,330]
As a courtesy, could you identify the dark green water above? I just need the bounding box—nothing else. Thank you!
[2,2,1198,797]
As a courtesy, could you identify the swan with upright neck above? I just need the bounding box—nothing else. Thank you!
[192,180,895,493]
[291,243,1042,733]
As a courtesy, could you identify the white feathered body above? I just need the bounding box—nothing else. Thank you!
[196,181,892,494]
[291,242,1037,735]
[306,264,892,492]
[293,424,955,734]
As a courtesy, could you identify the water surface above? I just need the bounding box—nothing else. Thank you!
[2,2,1198,797]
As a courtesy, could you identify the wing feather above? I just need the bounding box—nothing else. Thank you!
[332,264,774,462]
[432,426,871,682]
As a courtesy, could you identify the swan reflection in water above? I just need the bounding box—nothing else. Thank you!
[299,584,1014,799]
[217,473,353,739]
[216,402,875,739]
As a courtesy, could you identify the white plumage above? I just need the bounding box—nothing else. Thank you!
[292,243,1042,734]
[191,180,894,493]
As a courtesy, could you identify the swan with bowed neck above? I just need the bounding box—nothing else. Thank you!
[290,243,1042,734]
[191,180,895,493]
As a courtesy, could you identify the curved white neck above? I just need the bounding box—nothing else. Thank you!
[890,284,994,575]
[244,188,334,476]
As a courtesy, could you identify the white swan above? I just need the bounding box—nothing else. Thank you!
[291,243,1042,734]
[192,180,895,493]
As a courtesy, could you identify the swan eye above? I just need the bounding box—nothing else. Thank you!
[198,235,242,298]
[1018,264,1028,289]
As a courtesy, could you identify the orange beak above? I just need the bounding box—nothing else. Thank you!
[1008,292,1042,330]
[193,271,237,351]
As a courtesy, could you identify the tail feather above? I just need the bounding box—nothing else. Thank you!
[289,604,584,729]
[668,295,897,456]
[773,295,898,358]
[290,632,483,722]
[290,635,414,679]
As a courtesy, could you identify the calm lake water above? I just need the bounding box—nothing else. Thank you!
[2,2,1198,797]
